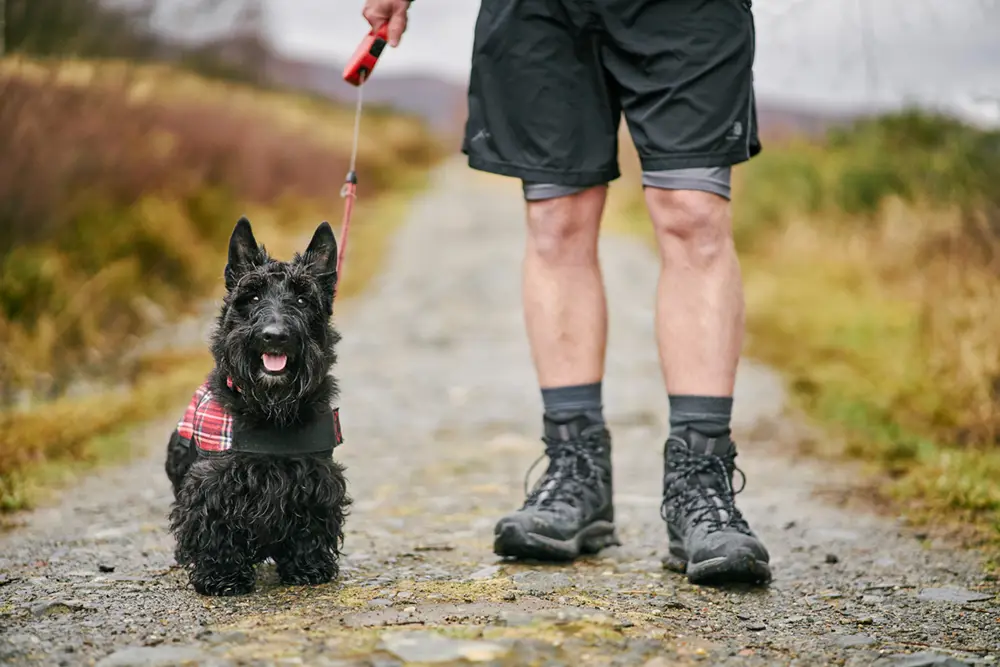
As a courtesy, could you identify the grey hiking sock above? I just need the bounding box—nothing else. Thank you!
[542,382,605,426]
[668,395,733,438]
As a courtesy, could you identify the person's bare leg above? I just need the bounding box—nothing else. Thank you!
[646,188,743,398]
[493,184,619,562]
[522,186,608,389]
[647,185,770,586]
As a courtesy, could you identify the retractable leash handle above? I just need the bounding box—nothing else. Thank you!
[343,23,390,86]
[335,23,391,284]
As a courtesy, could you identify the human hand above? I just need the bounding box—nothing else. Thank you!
[361,0,411,48]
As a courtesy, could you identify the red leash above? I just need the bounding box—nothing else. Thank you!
[336,162,358,281]
[337,176,356,280]
[337,24,391,282]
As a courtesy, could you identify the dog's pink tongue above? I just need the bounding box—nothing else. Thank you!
[262,353,287,372]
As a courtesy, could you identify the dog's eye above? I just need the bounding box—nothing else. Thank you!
[251,296,260,303]
[297,296,306,306]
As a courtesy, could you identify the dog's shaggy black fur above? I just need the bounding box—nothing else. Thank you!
[166,218,351,597]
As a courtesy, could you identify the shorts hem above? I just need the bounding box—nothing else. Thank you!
[638,150,754,172]
[465,154,620,188]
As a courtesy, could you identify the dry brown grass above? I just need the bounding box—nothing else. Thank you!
[0,351,211,511]
[740,204,1000,548]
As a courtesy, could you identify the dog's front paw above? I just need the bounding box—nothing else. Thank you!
[279,570,334,586]
[190,567,256,597]
[277,557,338,587]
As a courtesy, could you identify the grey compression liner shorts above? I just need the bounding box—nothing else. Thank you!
[461,0,760,201]
[522,167,734,201]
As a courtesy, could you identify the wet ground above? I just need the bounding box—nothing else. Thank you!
[1,159,997,666]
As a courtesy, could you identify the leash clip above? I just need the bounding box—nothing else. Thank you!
[340,170,358,199]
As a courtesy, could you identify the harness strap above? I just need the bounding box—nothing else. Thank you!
[228,407,343,456]
[213,378,345,454]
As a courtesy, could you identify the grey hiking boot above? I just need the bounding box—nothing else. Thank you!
[660,429,771,585]
[493,415,620,561]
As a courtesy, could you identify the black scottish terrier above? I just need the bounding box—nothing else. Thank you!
[165,217,351,597]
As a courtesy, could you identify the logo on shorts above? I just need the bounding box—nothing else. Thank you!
[470,129,491,143]
[726,121,743,141]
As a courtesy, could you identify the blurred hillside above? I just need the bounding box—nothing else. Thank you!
[267,55,466,135]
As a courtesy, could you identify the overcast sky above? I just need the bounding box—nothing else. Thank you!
[157,0,1000,118]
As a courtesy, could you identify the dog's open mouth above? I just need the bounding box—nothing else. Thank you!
[262,353,288,374]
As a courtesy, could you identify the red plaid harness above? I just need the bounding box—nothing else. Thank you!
[177,381,343,456]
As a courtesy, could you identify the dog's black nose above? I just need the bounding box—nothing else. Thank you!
[261,324,289,347]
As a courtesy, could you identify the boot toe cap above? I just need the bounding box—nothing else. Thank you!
[495,510,573,541]
[688,531,770,565]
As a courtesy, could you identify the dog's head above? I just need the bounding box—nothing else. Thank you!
[210,217,341,422]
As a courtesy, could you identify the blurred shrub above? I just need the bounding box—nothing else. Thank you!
[4,0,157,59]
[732,146,824,246]
[737,109,1000,240]
[833,161,911,216]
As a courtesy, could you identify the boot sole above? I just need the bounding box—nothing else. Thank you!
[662,548,772,586]
[493,520,621,562]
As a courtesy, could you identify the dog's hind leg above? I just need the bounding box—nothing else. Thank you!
[165,430,197,499]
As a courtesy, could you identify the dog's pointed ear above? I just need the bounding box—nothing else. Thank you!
[303,221,338,287]
[225,217,263,290]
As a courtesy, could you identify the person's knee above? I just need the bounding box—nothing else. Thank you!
[646,188,732,267]
[525,186,605,264]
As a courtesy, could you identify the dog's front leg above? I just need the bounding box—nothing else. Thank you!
[274,540,340,586]
[272,461,347,587]
[188,555,256,597]
[273,467,347,587]
[170,468,257,597]
[179,518,257,596]
[274,538,339,586]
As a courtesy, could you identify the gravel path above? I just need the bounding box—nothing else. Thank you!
[1,158,997,667]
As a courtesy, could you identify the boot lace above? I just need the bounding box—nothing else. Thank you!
[522,434,604,510]
[659,444,751,534]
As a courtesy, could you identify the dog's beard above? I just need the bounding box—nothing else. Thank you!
[222,333,332,426]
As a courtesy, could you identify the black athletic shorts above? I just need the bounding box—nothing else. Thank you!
[461,0,760,192]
